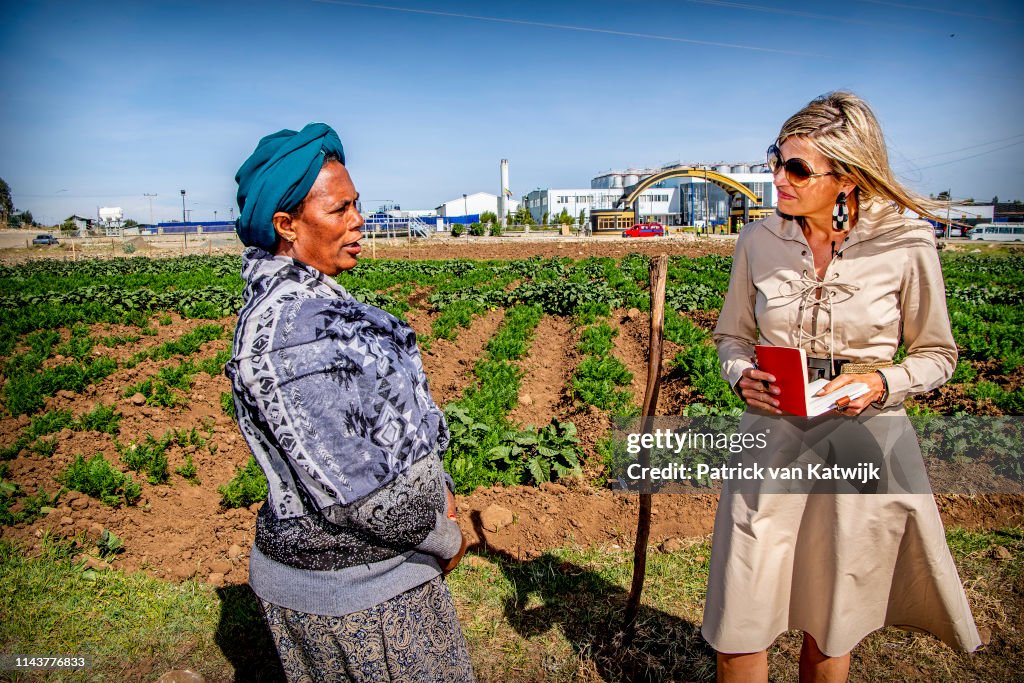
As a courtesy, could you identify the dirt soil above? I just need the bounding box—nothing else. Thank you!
[369,234,736,261]
[1,237,1022,590]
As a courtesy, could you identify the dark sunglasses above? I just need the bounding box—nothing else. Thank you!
[766,144,838,187]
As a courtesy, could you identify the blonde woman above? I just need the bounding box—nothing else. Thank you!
[703,92,981,682]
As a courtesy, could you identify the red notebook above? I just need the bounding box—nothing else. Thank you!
[754,345,868,416]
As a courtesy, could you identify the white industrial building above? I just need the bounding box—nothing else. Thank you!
[435,192,519,220]
[526,163,777,227]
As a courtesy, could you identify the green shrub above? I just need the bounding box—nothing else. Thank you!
[949,360,977,384]
[578,323,616,356]
[573,356,634,411]
[171,427,206,449]
[468,222,486,237]
[220,392,236,419]
[175,454,200,484]
[126,324,224,366]
[76,403,121,434]
[450,223,465,238]
[432,300,485,341]
[219,457,268,508]
[485,305,543,361]
[0,479,57,526]
[59,453,141,506]
[119,434,171,485]
[56,324,95,360]
[4,356,118,415]
[27,409,75,438]
[197,349,231,377]
[96,528,125,556]
[29,438,58,457]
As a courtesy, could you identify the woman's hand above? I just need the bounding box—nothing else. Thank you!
[446,487,457,520]
[815,372,886,416]
[440,533,468,575]
[440,487,467,574]
[737,367,782,414]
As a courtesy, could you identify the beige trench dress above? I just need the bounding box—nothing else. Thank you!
[701,200,982,656]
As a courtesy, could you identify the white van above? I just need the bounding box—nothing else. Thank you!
[968,224,1024,242]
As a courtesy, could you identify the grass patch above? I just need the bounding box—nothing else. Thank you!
[0,538,281,681]
[0,527,1020,681]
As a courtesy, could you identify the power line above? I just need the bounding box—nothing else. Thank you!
[902,133,1024,162]
[910,139,1024,171]
[852,0,1019,22]
[313,0,825,56]
[682,0,958,34]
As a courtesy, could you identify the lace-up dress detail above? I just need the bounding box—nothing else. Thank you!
[774,271,860,376]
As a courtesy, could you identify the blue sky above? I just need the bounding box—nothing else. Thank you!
[1,0,1022,225]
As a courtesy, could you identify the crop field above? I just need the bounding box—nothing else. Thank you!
[0,240,1022,681]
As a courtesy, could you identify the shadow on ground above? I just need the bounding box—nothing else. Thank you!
[215,584,286,682]
[470,511,717,682]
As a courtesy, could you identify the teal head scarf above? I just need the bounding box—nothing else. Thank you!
[235,122,346,251]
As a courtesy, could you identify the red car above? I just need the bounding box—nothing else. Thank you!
[622,223,664,238]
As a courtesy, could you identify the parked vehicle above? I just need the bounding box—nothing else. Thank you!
[622,223,664,238]
[933,225,963,238]
[32,234,59,245]
[969,223,1024,242]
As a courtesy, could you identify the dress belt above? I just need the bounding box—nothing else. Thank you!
[807,357,893,382]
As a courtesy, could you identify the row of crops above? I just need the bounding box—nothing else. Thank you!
[1,251,1022,519]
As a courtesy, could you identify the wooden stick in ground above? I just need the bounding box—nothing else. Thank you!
[623,254,668,638]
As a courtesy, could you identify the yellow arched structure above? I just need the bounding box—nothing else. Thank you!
[619,167,760,207]
[588,167,766,233]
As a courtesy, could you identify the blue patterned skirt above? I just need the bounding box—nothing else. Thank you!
[259,576,475,682]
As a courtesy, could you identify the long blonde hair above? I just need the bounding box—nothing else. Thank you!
[777,91,944,222]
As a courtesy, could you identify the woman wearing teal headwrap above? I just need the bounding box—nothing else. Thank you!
[227,123,474,682]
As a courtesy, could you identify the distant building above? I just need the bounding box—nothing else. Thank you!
[931,202,993,225]
[63,214,93,235]
[995,201,1024,222]
[526,163,776,226]
[435,192,520,223]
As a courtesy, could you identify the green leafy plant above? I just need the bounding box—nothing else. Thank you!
[175,455,200,484]
[29,438,58,457]
[0,477,58,526]
[76,403,122,434]
[118,433,171,485]
[96,528,125,557]
[220,391,236,419]
[58,453,141,506]
[219,456,268,508]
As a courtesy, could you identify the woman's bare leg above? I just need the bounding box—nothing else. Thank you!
[799,633,850,683]
[717,650,768,682]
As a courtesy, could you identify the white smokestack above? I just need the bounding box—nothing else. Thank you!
[499,159,509,227]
